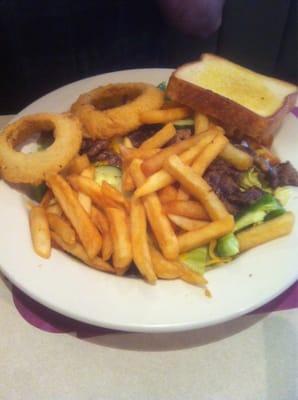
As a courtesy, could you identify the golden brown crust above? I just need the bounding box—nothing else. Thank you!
[167,60,298,146]
[0,113,82,184]
[71,83,164,139]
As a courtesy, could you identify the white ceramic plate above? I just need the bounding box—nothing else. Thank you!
[0,69,297,333]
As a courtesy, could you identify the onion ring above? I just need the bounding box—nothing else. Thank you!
[0,113,82,184]
[71,83,164,139]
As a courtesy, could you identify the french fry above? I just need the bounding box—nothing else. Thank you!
[140,123,176,150]
[90,206,109,233]
[179,264,208,286]
[194,113,209,135]
[106,207,132,273]
[46,203,63,216]
[120,146,160,162]
[90,206,114,261]
[150,245,207,285]
[220,143,253,171]
[91,207,113,260]
[134,130,218,197]
[77,166,94,214]
[47,174,102,259]
[149,244,180,279]
[130,198,157,284]
[178,216,235,253]
[101,230,113,261]
[40,190,53,208]
[163,201,209,220]
[77,192,91,214]
[142,134,209,176]
[123,137,134,148]
[191,134,228,175]
[255,146,280,165]
[140,107,192,125]
[101,181,129,211]
[64,154,90,175]
[237,212,294,252]
[176,186,190,201]
[47,213,76,246]
[67,175,120,210]
[158,185,178,204]
[130,159,179,260]
[164,155,230,220]
[122,167,135,192]
[214,125,225,135]
[168,214,209,231]
[29,206,51,258]
[51,231,114,273]
[133,170,172,198]
[81,166,95,179]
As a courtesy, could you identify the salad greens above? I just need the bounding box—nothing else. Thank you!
[216,233,240,257]
[235,193,284,232]
[95,165,122,191]
[179,247,208,275]
[173,119,194,128]
[182,192,287,268]
[240,167,271,193]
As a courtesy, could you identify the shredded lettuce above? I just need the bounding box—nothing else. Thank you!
[235,193,284,232]
[240,167,272,193]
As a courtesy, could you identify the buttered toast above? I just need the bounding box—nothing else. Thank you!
[167,54,298,145]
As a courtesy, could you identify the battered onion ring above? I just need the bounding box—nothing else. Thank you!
[0,113,82,184]
[71,83,164,139]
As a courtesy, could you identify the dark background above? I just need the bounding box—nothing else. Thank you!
[0,0,297,114]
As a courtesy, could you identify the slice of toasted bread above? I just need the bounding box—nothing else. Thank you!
[167,54,298,146]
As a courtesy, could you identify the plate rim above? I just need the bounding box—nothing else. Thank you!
[1,262,296,333]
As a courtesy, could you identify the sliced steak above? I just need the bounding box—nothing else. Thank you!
[80,139,121,167]
[229,187,264,206]
[268,161,298,188]
[167,128,193,145]
[204,159,264,216]
[80,138,109,158]
[128,124,163,147]
[129,125,193,147]
[92,150,122,168]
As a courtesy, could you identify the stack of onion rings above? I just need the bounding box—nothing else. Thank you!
[71,82,164,139]
[0,113,82,184]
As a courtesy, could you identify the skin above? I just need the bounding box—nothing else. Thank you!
[158,0,226,37]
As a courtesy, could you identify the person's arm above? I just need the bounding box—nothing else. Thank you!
[158,0,225,37]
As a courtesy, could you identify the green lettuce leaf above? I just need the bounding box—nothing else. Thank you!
[94,165,122,191]
[179,247,208,275]
[216,233,240,257]
[240,167,272,193]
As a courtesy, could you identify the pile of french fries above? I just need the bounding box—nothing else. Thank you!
[29,107,294,289]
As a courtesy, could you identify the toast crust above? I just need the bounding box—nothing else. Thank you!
[167,55,298,146]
